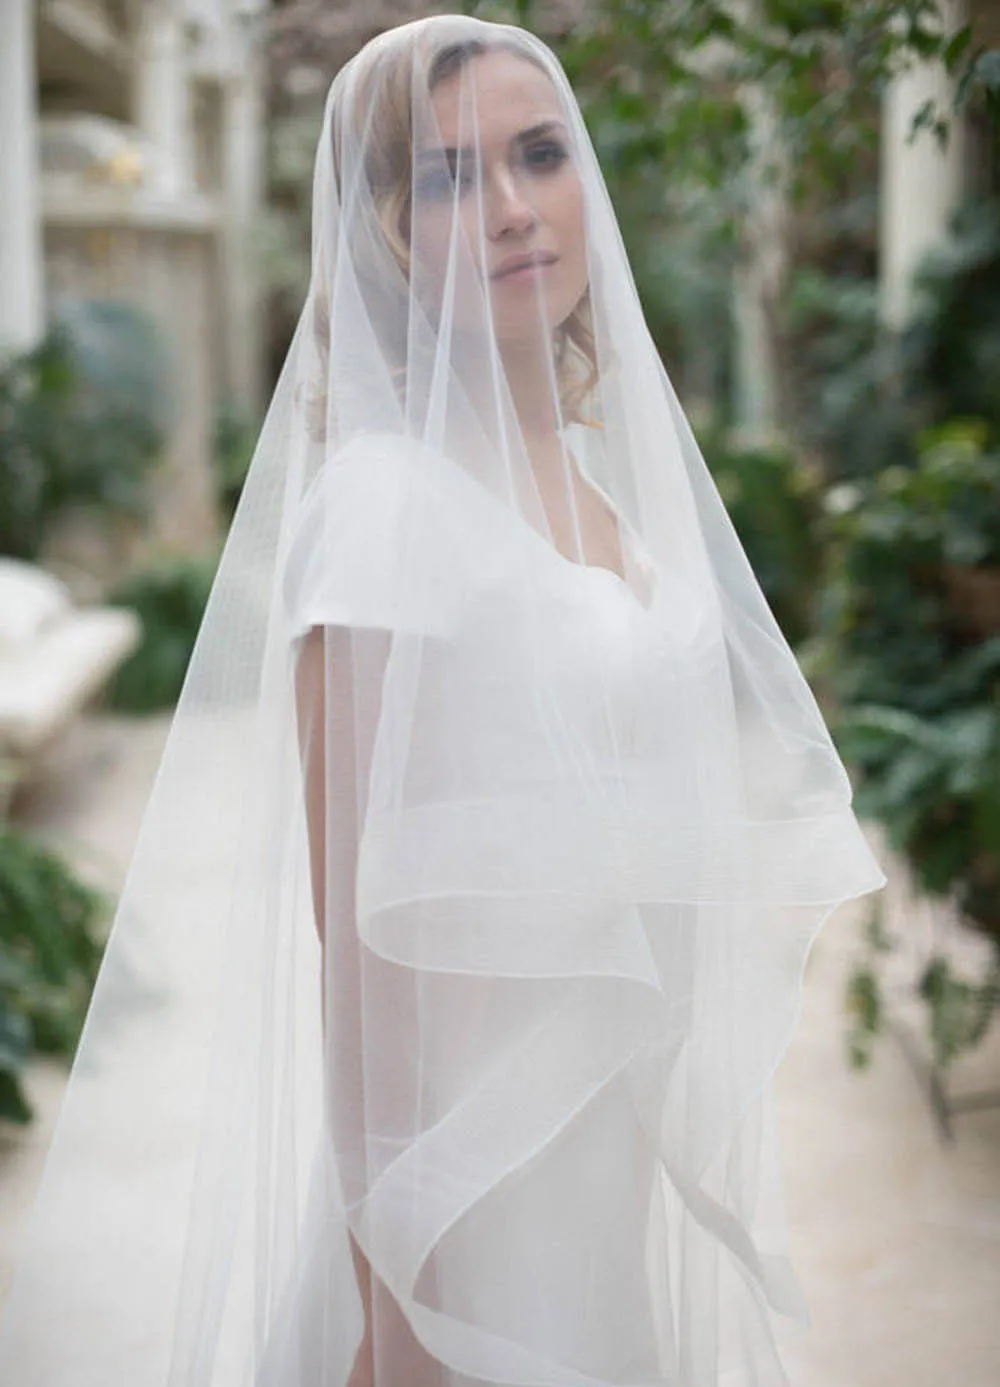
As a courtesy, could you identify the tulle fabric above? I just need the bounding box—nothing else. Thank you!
[0,15,885,1387]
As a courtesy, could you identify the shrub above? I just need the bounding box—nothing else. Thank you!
[213,398,259,522]
[786,199,1000,483]
[0,298,172,560]
[0,828,107,1123]
[103,556,218,713]
[702,428,826,647]
[819,421,1000,1070]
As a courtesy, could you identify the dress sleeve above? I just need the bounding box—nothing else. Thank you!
[280,432,471,641]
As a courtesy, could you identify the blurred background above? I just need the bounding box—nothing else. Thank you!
[1,2,999,1384]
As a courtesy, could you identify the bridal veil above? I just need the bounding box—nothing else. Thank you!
[0,14,886,1387]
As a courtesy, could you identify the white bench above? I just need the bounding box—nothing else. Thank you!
[0,559,142,814]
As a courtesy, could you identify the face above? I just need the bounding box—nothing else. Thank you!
[409,48,588,346]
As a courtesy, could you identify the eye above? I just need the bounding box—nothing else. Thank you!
[413,159,474,200]
[522,139,568,172]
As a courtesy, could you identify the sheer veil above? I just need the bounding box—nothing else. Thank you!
[0,15,885,1387]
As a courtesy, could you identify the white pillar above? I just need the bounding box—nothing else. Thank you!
[0,0,45,353]
[732,256,778,438]
[879,0,968,328]
[133,0,195,196]
[732,81,788,438]
[221,53,265,411]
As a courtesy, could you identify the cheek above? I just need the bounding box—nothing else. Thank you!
[552,172,586,281]
[411,210,479,324]
[413,204,491,282]
[539,172,587,321]
[414,209,456,278]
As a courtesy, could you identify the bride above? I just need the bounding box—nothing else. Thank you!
[0,15,885,1387]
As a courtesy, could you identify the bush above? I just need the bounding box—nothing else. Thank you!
[905,201,1000,436]
[786,198,1000,483]
[702,428,826,647]
[103,556,218,712]
[0,298,173,560]
[819,421,1000,1070]
[0,827,107,1123]
[785,270,913,480]
[824,422,1000,921]
[213,398,259,521]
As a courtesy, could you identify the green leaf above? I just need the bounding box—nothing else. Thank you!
[943,24,973,75]
[0,1068,33,1125]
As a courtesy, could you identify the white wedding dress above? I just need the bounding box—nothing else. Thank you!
[271,427,814,1387]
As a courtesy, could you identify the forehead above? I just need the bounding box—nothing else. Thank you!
[425,48,565,145]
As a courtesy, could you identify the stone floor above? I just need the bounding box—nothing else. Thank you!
[1,711,999,1384]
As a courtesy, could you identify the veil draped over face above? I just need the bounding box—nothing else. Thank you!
[0,15,885,1387]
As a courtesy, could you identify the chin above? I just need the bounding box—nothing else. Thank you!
[492,299,576,346]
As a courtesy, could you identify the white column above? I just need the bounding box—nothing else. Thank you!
[221,52,265,411]
[133,0,195,196]
[0,0,45,352]
[879,0,968,328]
[732,81,788,438]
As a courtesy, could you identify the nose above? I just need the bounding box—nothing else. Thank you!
[486,164,538,240]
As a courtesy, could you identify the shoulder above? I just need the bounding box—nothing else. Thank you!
[290,431,479,537]
[280,432,481,642]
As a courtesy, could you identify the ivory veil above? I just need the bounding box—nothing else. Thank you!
[0,14,885,1387]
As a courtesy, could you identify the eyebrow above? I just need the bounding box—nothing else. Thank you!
[414,118,569,164]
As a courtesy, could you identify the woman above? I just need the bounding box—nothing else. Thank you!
[0,15,886,1387]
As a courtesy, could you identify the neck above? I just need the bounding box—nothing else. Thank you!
[500,339,562,446]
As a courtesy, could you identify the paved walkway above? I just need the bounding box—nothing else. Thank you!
[1,712,998,1384]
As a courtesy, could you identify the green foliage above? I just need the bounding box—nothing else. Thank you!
[787,199,1000,479]
[844,893,1000,1073]
[904,202,1000,436]
[0,827,107,1124]
[258,109,324,317]
[466,0,966,209]
[846,898,1000,1075]
[955,39,1000,130]
[609,181,736,389]
[845,896,894,1070]
[0,299,173,559]
[819,421,1000,1068]
[104,556,218,713]
[805,197,1000,1074]
[785,269,909,478]
[213,398,260,520]
[460,0,976,416]
[702,428,825,645]
[836,695,1000,900]
[918,951,1000,1068]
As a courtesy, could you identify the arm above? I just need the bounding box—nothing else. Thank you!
[293,622,389,1387]
[293,624,340,953]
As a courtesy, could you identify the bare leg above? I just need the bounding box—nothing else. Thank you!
[347,1232,447,1387]
[345,1231,375,1387]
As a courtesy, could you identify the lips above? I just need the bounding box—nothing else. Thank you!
[490,250,558,280]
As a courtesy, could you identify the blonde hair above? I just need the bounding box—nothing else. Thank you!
[309,29,600,439]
